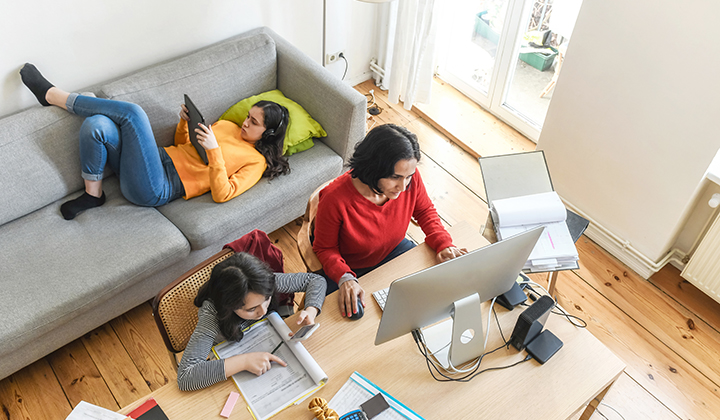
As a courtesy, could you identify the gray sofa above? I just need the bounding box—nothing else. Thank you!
[0,27,366,380]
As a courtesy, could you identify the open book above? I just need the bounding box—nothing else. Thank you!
[491,191,578,271]
[212,312,327,420]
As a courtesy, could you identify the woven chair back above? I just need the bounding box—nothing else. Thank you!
[152,248,235,353]
[297,180,332,272]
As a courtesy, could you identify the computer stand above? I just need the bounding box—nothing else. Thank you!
[423,293,486,369]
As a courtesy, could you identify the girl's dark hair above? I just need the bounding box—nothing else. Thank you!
[194,252,276,341]
[253,100,291,179]
[348,124,421,194]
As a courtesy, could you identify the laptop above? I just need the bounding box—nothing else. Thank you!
[184,94,209,164]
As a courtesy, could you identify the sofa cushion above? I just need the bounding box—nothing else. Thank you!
[101,32,278,148]
[0,177,190,356]
[219,89,327,156]
[157,141,343,250]
[0,99,98,226]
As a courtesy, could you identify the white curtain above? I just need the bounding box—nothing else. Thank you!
[375,0,438,110]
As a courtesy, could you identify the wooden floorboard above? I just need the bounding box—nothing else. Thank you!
[551,250,720,420]
[576,238,720,389]
[1,78,717,420]
[416,154,488,232]
[46,338,118,410]
[81,324,152,408]
[0,375,34,420]
[651,265,720,333]
[407,118,488,202]
[109,302,176,392]
[356,80,418,127]
[12,359,71,420]
[413,77,536,158]
[268,227,308,274]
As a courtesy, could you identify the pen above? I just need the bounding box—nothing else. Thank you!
[270,341,284,355]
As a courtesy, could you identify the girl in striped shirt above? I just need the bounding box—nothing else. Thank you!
[177,252,326,391]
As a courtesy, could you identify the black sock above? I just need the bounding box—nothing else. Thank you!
[20,63,54,106]
[60,192,106,220]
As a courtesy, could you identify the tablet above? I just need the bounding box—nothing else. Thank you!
[184,94,209,164]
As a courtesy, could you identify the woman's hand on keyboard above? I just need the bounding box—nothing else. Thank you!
[436,246,468,263]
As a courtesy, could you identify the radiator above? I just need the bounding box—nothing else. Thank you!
[682,211,720,304]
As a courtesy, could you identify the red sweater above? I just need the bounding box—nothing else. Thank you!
[313,170,453,283]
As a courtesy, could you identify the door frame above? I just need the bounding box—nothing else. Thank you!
[436,0,542,142]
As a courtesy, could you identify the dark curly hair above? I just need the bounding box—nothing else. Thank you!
[348,124,421,194]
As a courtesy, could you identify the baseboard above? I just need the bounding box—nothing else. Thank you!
[565,203,686,280]
[583,224,660,279]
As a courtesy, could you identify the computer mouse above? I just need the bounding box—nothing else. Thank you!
[348,297,364,320]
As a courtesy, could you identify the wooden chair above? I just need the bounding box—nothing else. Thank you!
[152,248,235,367]
[297,180,332,273]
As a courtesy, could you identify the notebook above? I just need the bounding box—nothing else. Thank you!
[184,94,209,164]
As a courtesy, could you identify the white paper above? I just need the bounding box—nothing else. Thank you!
[329,372,425,420]
[214,313,326,420]
[65,401,126,420]
[492,191,578,270]
[491,191,567,227]
[420,319,453,369]
[499,222,578,261]
[267,312,327,385]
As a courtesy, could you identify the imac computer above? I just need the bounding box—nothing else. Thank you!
[374,226,544,367]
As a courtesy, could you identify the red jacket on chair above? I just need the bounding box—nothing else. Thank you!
[224,229,294,314]
[223,229,285,273]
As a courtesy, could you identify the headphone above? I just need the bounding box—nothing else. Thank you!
[263,108,287,138]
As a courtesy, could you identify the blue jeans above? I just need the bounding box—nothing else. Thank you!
[67,94,184,206]
[323,238,417,295]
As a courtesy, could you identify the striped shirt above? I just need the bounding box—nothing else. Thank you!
[177,272,326,391]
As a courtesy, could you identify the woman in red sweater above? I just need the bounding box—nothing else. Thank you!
[313,124,467,318]
[20,63,289,220]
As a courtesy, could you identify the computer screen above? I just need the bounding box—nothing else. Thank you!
[374,227,543,365]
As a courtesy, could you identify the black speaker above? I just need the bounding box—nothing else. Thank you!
[496,279,528,310]
[509,295,554,351]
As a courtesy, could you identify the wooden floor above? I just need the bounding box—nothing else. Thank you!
[2,80,719,420]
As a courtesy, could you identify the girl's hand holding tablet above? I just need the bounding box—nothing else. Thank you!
[195,122,219,150]
[296,306,318,327]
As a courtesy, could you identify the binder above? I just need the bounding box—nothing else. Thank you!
[479,151,584,272]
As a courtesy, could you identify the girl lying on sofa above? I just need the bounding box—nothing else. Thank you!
[176,252,325,391]
[20,63,290,220]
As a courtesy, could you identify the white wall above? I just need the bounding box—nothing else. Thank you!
[325,0,378,85]
[537,0,720,275]
[0,0,376,118]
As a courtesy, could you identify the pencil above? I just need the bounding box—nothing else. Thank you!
[270,341,284,355]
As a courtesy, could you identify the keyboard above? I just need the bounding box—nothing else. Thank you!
[372,287,390,310]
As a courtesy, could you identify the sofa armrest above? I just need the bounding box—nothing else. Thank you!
[259,27,367,164]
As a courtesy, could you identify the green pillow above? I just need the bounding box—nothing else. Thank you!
[219,89,327,156]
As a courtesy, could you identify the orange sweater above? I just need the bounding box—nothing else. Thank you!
[164,120,266,203]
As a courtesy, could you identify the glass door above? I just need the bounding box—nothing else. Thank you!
[437,0,582,142]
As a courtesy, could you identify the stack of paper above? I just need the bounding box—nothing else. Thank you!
[491,191,578,271]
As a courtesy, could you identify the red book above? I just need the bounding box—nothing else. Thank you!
[127,398,169,420]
